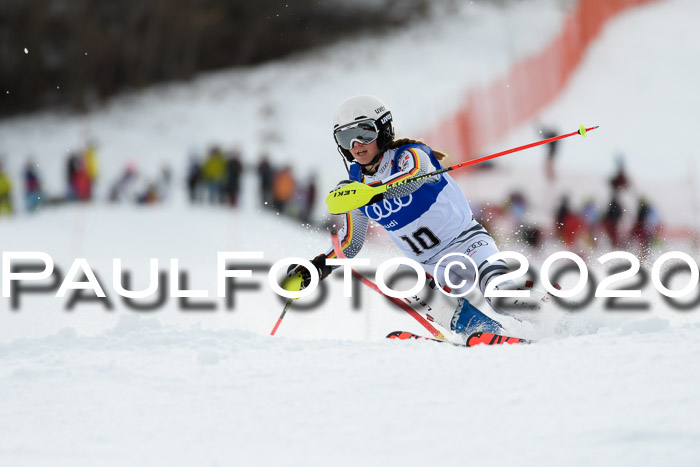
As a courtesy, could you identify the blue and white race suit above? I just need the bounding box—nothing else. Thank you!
[329,143,509,298]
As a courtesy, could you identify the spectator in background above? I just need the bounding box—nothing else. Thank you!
[299,173,317,224]
[108,164,139,203]
[581,198,600,245]
[257,155,274,207]
[506,191,540,247]
[555,195,582,246]
[272,165,295,214]
[506,191,527,221]
[201,146,227,203]
[84,142,99,192]
[24,160,43,212]
[0,157,13,215]
[156,165,172,202]
[555,195,571,226]
[610,155,629,192]
[630,197,660,259]
[66,152,81,200]
[137,183,159,205]
[603,192,624,248]
[225,148,244,206]
[186,155,202,203]
[540,125,560,181]
[72,156,92,201]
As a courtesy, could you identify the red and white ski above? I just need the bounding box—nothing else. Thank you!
[386,331,531,347]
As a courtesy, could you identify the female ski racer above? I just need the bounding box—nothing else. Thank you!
[291,95,531,339]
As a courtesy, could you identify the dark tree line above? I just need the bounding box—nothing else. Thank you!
[0,0,430,116]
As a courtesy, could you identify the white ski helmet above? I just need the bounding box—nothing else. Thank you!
[333,95,395,163]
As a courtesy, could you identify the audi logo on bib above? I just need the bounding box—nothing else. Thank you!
[365,195,413,220]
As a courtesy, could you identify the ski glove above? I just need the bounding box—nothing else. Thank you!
[286,253,333,290]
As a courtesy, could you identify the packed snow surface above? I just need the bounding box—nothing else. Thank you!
[2,320,700,466]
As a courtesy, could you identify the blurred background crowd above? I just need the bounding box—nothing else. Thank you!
[0,128,662,259]
[0,144,319,225]
[0,0,687,262]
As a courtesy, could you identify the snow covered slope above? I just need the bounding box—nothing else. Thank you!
[489,0,700,231]
[0,0,568,209]
[2,320,699,467]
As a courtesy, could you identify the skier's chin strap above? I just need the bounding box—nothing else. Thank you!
[337,146,382,175]
[358,153,382,175]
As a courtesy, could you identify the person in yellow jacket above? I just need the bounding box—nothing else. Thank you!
[201,147,227,203]
[0,160,13,215]
[84,142,99,184]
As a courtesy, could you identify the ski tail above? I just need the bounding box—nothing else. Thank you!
[465,332,531,346]
[387,331,531,347]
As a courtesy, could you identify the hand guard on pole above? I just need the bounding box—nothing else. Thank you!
[272,254,332,336]
[282,254,332,293]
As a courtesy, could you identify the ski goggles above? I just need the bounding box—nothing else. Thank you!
[334,119,379,150]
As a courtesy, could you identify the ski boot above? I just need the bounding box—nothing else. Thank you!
[450,297,504,336]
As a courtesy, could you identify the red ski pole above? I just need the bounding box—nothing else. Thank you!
[327,125,598,214]
[437,125,599,176]
[330,229,446,340]
[270,298,293,336]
